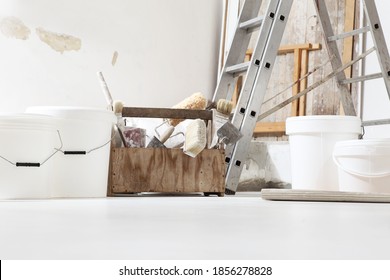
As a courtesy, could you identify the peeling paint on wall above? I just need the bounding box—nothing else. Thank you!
[112,51,119,66]
[36,27,81,54]
[0,17,31,40]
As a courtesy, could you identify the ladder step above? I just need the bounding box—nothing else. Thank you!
[239,16,264,32]
[362,118,390,126]
[340,72,383,84]
[328,26,370,42]
[225,61,251,75]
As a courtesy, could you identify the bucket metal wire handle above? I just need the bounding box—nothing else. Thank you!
[333,153,390,178]
[55,130,116,155]
[0,130,63,167]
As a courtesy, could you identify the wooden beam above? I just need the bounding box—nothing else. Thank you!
[343,0,356,79]
[253,122,286,135]
[299,49,309,116]
[278,43,321,55]
[246,44,322,56]
[291,49,302,117]
[122,107,213,120]
[340,0,357,115]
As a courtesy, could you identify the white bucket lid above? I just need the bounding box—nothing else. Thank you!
[286,115,362,135]
[0,113,58,130]
[334,138,390,157]
[26,106,117,124]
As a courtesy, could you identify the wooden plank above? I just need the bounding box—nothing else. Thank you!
[110,148,225,194]
[299,49,309,116]
[291,49,302,117]
[122,107,212,120]
[340,0,356,115]
[278,43,321,55]
[261,189,390,203]
[253,122,285,135]
[342,0,356,78]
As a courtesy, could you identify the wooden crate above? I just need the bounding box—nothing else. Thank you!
[108,147,225,196]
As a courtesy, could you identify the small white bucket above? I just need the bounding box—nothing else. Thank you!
[286,116,361,191]
[0,114,59,199]
[334,139,390,193]
[26,107,116,198]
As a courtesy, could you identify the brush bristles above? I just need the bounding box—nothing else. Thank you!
[113,100,124,115]
[184,119,206,157]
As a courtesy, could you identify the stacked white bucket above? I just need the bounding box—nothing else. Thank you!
[333,139,390,193]
[0,107,116,199]
[0,114,59,199]
[286,116,390,193]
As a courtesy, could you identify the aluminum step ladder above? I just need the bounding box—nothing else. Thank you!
[213,0,390,194]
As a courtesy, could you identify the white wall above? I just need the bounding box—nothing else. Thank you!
[362,0,390,138]
[0,0,223,113]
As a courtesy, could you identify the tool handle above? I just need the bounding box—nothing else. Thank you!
[97,71,113,110]
[333,154,390,178]
[159,125,175,143]
[16,162,40,167]
[64,151,87,155]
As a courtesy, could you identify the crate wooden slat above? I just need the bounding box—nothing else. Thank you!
[109,147,225,196]
[122,107,212,120]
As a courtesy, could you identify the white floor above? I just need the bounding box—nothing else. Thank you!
[1,192,390,260]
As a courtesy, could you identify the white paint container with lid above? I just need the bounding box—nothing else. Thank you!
[333,139,390,193]
[0,114,59,199]
[286,116,362,191]
[26,106,116,198]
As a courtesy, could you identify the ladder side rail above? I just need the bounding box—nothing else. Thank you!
[223,0,281,163]
[313,0,357,116]
[362,0,390,98]
[225,0,294,193]
[213,0,263,102]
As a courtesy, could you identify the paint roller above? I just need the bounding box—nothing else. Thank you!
[153,92,207,148]
[168,92,207,127]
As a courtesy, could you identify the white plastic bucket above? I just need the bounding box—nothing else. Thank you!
[333,139,390,193]
[26,107,116,198]
[286,116,361,191]
[0,114,59,199]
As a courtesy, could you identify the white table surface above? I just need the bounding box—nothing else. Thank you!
[1,193,390,260]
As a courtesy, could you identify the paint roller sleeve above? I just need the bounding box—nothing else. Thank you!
[168,92,207,127]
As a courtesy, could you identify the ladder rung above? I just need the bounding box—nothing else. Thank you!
[340,72,383,84]
[239,16,264,31]
[362,118,390,126]
[225,61,251,75]
[328,26,370,42]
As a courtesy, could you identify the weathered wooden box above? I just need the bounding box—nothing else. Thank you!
[108,147,225,196]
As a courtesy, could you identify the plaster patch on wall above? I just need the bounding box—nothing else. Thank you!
[112,51,119,66]
[36,27,81,54]
[0,17,31,40]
